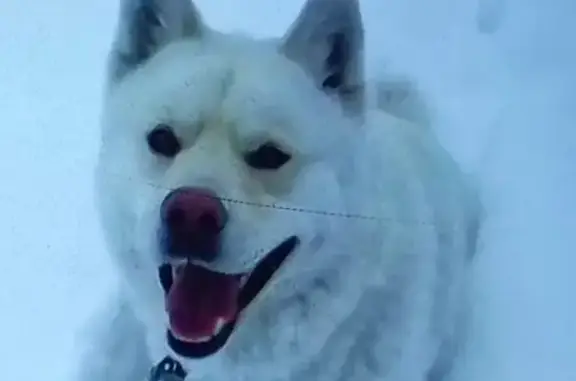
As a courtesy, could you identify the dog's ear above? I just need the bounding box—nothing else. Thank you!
[108,0,204,83]
[280,0,365,117]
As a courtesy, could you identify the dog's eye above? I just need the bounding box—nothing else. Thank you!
[147,124,181,158]
[244,143,291,170]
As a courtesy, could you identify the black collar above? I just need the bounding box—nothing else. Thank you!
[149,356,187,381]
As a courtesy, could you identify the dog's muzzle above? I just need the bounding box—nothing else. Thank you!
[156,186,300,358]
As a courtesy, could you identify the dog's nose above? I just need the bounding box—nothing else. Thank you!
[160,187,227,262]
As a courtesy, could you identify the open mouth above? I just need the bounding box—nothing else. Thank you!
[158,236,299,358]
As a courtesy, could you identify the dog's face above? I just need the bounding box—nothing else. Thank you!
[97,0,366,375]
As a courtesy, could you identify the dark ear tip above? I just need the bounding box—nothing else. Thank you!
[108,0,204,85]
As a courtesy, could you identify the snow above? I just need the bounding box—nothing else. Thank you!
[0,0,574,380]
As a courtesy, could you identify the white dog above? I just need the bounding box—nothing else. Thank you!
[76,0,482,380]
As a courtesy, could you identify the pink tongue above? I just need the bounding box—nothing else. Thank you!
[166,264,240,340]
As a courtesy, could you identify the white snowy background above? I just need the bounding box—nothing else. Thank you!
[0,0,574,380]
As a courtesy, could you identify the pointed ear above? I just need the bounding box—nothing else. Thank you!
[108,0,205,83]
[280,0,365,117]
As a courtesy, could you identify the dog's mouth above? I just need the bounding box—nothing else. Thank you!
[158,236,299,358]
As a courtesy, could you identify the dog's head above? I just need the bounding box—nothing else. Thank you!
[97,0,368,375]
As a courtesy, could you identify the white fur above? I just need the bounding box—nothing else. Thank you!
[75,1,482,380]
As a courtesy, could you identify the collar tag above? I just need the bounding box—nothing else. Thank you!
[149,356,187,381]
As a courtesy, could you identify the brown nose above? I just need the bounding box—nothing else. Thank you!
[160,187,227,262]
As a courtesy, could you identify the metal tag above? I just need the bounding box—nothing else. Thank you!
[149,356,187,381]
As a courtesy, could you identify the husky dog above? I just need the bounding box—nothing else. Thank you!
[78,0,481,380]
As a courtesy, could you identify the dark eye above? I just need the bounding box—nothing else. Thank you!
[147,124,181,158]
[244,142,291,170]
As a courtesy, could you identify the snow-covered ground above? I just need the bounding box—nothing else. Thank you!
[0,0,574,380]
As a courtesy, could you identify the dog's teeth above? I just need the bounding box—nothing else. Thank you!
[240,274,249,288]
[213,318,227,335]
[188,336,211,343]
[171,265,178,279]
[171,263,187,278]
